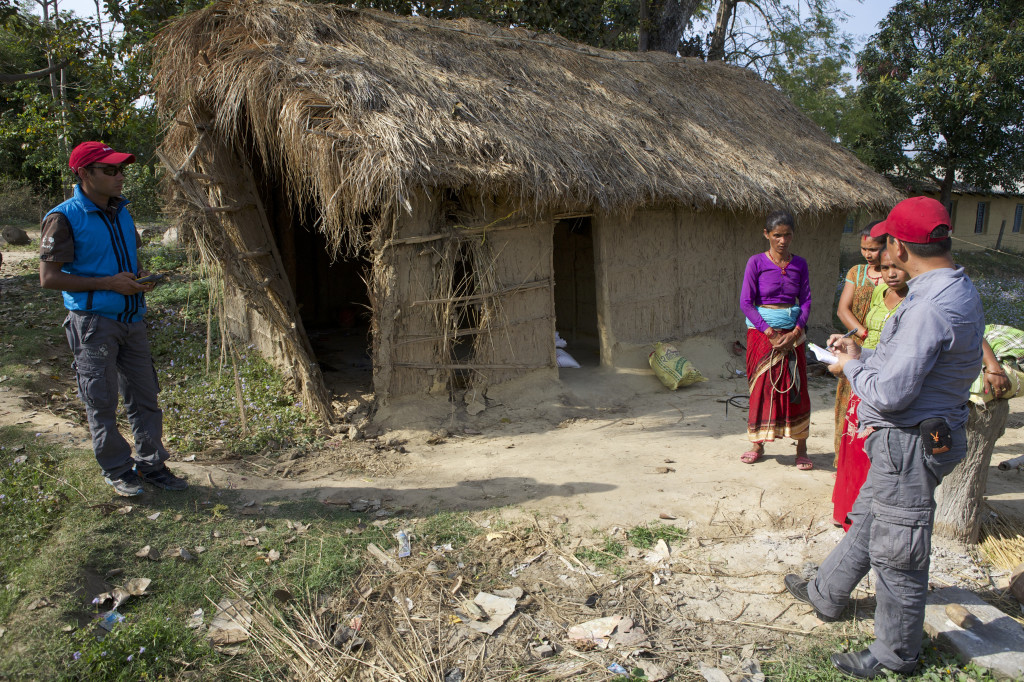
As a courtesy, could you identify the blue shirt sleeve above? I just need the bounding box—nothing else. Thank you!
[844,302,946,413]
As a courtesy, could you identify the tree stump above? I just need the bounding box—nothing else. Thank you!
[934,400,1009,544]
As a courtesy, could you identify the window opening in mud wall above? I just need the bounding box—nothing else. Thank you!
[268,191,373,398]
[552,216,599,367]
[447,241,481,390]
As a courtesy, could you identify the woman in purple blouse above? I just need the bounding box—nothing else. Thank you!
[739,210,813,469]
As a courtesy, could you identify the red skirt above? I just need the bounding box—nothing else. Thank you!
[746,328,810,443]
[832,393,870,530]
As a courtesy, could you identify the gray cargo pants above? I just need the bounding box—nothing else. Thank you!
[64,311,169,479]
[807,424,965,673]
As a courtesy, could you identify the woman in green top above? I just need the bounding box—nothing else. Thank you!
[832,251,908,529]
[861,255,908,349]
[832,224,886,459]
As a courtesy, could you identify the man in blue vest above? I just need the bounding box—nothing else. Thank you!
[39,141,187,496]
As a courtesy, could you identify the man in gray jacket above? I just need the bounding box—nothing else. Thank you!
[784,196,984,678]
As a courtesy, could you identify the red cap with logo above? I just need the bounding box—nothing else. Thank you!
[68,141,136,171]
[869,196,952,244]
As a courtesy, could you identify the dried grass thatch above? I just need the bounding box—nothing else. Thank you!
[152,0,898,256]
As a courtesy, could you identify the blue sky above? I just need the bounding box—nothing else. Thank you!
[835,0,899,48]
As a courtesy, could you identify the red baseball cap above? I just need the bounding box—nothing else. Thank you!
[869,196,952,244]
[68,141,135,171]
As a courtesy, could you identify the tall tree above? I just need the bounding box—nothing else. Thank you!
[702,0,850,79]
[852,0,1024,205]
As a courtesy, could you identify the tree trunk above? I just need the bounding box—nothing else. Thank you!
[708,0,738,61]
[94,0,105,45]
[934,400,1009,544]
[638,0,649,52]
[649,0,701,54]
[939,166,955,211]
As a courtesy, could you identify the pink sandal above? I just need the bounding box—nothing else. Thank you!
[741,450,762,464]
[795,455,813,470]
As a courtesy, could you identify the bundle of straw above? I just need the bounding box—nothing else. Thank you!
[980,507,1024,570]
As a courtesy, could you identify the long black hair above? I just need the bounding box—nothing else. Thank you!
[765,209,795,232]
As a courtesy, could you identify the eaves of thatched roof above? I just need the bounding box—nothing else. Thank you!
[152,0,899,241]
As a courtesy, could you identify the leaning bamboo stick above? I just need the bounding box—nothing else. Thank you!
[412,278,550,305]
[392,362,549,370]
[383,220,537,247]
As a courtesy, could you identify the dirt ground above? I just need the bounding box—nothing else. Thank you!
[4,242,1024,678]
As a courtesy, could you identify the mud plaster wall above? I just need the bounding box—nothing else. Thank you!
[472,209,557,391]
[594,208,843,365]
[372,191,440,402]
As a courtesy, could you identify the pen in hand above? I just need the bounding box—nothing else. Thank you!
[829,328,858,351]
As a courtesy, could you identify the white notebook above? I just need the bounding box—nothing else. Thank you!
[807,342,838,365]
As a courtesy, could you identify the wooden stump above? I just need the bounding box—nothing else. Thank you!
[934,400,1009,544]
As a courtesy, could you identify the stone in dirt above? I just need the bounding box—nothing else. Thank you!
[635,661,671,681]
[2,226,29,246]
[1009,562,1024,604]
[208,598,252,645]
[463,592,516,635]
[698,663,730,682]
[924,586,1024,679]
[531,643,556,658]
[567,614,624,649]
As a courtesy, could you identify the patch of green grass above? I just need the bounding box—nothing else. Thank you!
[0,427,70,620]
[626,521,688,550]
[138,243,188,275]
[145,279,209,319]
[62,608,216,682]
[763,634,1000,681]
[0,273,69,393]
[574,536,625,570]
[0,425,373,680]
[417,511,482,546]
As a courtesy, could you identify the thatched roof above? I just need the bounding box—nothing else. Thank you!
[153,0,899,247]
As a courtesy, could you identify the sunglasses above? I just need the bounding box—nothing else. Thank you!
[88,164,128,176]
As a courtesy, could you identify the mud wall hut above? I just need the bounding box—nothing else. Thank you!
[151,0,900,419]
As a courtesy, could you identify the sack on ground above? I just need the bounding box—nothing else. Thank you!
[649,342,706,390]
[556,348,581,368]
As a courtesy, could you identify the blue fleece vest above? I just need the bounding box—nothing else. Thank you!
[45,186,146,322]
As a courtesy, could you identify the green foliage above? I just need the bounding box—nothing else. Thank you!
[63,613,214,682]
[851,0,1024,201]
[123,162,163,219]
[345,0,641,49]
[575,536,625,569]
[0,174,44,222]
[417,511,482,546]
[763,634,1000,681]
[626,521,689,550]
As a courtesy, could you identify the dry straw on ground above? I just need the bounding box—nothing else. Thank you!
[241,517,818,681]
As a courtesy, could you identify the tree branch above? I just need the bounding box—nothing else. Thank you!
[0,61,67,84]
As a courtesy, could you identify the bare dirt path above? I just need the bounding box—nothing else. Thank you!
[4,240,1023,662]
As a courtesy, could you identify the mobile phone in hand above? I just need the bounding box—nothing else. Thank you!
[135,273,164,284]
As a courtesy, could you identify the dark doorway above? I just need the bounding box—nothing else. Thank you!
[264,189,373,399]
[552,216,599,367]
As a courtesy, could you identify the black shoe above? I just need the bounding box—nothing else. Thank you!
[105,470,145,497]
[831,649,900,679]
[784,573,837,622]
[139,465,188,491]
